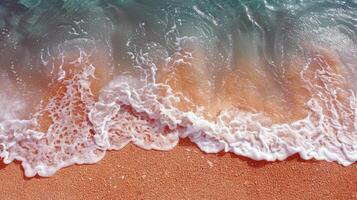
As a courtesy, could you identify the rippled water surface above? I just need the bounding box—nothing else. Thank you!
[0,0,357,176]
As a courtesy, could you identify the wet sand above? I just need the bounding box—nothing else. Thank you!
[0,139,356,200]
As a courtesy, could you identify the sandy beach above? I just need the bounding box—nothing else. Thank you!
[0,139,356,200]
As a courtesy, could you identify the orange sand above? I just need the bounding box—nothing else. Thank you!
[0,139,356,200]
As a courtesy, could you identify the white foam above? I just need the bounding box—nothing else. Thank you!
[0,62,105,177]
[89,70,357,166]
[1,49,357,177]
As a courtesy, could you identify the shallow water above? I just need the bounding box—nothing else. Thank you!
[0,0,357,177]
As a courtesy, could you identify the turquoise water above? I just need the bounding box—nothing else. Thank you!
[0,0,356,177]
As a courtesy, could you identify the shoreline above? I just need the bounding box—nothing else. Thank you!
[0,139,356,200]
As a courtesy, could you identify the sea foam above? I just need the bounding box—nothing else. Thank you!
[1,43,357,177]
[1,0,357,178]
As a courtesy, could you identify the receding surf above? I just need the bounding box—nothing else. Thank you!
[0,0,356,177]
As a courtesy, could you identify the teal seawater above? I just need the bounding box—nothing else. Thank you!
[1,0,356,70]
